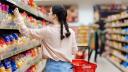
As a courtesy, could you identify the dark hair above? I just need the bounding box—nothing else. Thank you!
[52,5,71,40]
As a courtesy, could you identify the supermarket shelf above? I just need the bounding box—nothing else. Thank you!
[112,52,128,62]
[1,0,48,21]
[78,43,88,47]
[105,23,128,28]
[105,16,128,23]
[18,55,42,72]
[0,26,18,30]
[107,44,128,53]
[7,0,37,16]
[107,31,128,35]
[36,59,47,72]
[0,41,41,60]
[106,57,128,72]
[107,37,128,43]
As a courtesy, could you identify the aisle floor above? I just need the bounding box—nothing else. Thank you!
[89,52,122,72]
[96,57,122,72]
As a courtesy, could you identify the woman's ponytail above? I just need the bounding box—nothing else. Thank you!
[52,5,71,40]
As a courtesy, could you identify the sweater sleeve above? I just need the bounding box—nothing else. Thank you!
[71,30,78,55]
[18,23,48,40]
[14,8,48,40]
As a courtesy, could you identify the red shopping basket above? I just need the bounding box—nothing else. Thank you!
[72,59,97,72]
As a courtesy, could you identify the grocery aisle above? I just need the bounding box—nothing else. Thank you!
[89,52,121,72]
[1,0,128,72]
[96,57,121,72]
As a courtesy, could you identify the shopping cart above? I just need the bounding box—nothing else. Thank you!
[72,59,97,72]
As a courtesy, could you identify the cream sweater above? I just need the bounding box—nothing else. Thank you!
[18,23,78,62]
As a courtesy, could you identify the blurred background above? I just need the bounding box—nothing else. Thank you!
[0,0,128,72]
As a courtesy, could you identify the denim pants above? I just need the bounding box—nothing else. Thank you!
[44,59,73,72]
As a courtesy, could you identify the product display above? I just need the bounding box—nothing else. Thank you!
[105,11,128,72]
[26,59,46,72]
[0,0,45,72]
[0,2,15,28]
[0,33,40,60]
[20,12,43,28]
[0,47,42,72]
[105,11,128,22]
[71,26,89,46]
[0,1,44,29]
[0,0,48,29]
[5,0,46,19]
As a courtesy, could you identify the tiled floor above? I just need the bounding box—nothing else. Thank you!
[89,52,122,72]
[96,57,122,72]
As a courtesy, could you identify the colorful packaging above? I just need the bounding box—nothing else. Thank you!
[0,61,6,72]
[2,59,12,72]
[10,60,17,72]
[12,33,19,40]
[4,36,11,45]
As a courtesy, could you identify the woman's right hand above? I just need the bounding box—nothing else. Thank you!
[14,8,20,17]
[14,8,24,25]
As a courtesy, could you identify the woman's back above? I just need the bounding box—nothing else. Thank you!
[42,25,77,62]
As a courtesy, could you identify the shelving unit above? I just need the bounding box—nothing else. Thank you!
[105,11,128,23]
[106,37,128,43]
[105,16,128,23]
[1,0,48,21]
[105,11,128,72]
[7,0,38,16]
[112,52,128,62]
[0,0,49,30]
[0,26,18,30]
[18,55,42,72]
[70,26,90,47]
[107,31,128,35]
[106,23,128,28]
[0,41,40,60]
[0,0,44,72]
[106,44,128,53]
[106,57,128,72]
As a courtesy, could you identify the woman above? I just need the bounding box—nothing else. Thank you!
[14,5,78,72]
[88,25,99,62]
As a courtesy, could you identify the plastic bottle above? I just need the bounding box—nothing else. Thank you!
[0,38,7,53]
[122,62,128,68]
[12,33,19,46]
[31,49,36,57]
[12,33,19,40]
[3,59,12,72]
[16,59,23,69]
[4,36,11,45]
[9,35,15,44]
[10,60,17,72]
[0,3,2,22]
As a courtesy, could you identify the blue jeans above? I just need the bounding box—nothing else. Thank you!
[45,59,73,72]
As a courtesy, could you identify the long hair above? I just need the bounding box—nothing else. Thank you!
[52,5,71,40]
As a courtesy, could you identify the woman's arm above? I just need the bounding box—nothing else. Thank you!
[14,8,46,39]
[18,24,46,39]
